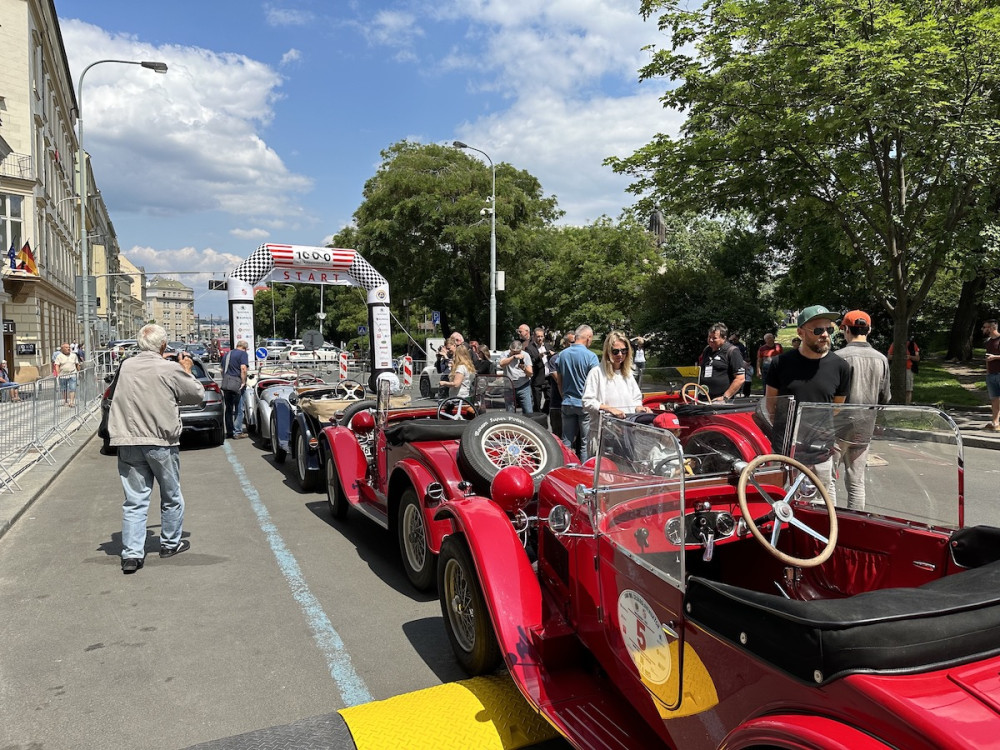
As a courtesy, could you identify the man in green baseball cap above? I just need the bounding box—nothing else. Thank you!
[764,304,853,501]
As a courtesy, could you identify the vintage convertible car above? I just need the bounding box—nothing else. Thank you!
[243,366,298,443]
[435,400,1000,749]
[268,375,368,491]
[321,375,572,590]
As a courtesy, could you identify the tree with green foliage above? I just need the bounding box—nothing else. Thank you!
[509,214,661,337]
[635,216,779,363]
[350,141,560,343]
[610,0,1000,402]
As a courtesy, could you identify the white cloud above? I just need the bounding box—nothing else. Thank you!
[62,20,312,222]
[230,227,271,240]
[265,6,314,27]
[455,90,679,225]
[365,1,674,224]
[280,48,302,66]
[125,244,244,274]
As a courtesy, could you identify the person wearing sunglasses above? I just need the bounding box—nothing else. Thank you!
[764,305,853,499]
[697,322,746,403]
[583,332,652,457]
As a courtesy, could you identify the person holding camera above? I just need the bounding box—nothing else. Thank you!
[499,338,534,413]
[108,324,205,574]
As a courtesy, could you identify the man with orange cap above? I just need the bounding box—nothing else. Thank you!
[833,310,890,509]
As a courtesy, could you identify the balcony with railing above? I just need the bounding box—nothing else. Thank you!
[0,152,34,180]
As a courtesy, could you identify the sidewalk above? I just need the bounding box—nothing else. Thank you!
[2,407,998,544]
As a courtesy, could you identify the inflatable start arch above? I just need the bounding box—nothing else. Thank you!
[227,243,392,389]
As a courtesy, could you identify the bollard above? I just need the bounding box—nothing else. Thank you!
[339,351,349,381]
[402,356,413,388]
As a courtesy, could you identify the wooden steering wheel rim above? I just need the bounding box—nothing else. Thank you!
[736,453,838,568]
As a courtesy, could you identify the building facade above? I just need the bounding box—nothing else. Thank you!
[146,276,194,342]
[0,0,128,372]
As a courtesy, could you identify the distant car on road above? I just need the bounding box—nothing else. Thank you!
[283,344,341,364]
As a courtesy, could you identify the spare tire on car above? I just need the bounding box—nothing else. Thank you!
[457,412,563,495]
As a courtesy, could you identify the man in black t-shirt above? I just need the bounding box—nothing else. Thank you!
[765,305,852,501]
[697,322,745,401]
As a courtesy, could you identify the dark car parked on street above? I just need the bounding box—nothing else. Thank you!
[99,354,225,454]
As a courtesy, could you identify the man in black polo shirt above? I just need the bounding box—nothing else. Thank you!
[765,305,852,501]
[697,322,745,402]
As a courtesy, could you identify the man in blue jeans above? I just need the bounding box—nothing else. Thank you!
[222,340,250,438]
[499,338,534,413]
[554,324,599,461]
[107,324,205,574]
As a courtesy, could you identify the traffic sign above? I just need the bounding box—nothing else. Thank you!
[256,347,268,360]
[358,325,368,336]
[208,280,227,290]
[431,310,440,325]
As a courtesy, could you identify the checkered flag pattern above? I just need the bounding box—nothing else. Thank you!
[230,243,386,292]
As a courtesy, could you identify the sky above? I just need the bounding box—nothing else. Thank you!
[53,0,682,318]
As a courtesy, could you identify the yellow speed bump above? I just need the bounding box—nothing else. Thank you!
[339,673,559,750]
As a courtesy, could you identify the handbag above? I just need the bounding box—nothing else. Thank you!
[98,366,123,440]
[221,352,243,392]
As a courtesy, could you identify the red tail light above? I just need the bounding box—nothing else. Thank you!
[103,387,112,399]
[204,381,221,394]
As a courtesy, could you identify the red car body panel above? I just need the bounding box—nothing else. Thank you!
[442,419,998,750]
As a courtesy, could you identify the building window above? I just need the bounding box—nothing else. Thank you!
[0,194,24,259]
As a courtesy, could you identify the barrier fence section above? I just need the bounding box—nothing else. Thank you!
[0,365,102,494]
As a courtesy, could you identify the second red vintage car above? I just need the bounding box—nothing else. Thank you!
[435,399,1000,749]
[321,375,573,590]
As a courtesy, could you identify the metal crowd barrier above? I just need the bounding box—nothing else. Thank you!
[0,365,101,493]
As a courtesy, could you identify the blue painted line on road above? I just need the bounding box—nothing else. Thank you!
[224,442,373,706]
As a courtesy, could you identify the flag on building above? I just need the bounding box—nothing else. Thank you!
[7,241,15,271]
[16,241,38,275]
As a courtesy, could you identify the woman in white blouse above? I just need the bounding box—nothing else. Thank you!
[583,331,653,420]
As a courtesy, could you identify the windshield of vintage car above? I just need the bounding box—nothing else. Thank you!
[589,415,688,587]
[791,403,963,529]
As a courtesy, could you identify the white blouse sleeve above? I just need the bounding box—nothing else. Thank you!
[582,367,604,415]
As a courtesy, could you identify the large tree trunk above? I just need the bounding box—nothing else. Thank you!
[889,310,912,405]
[946,275,987,361]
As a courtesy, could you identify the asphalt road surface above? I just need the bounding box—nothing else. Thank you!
[1,427,996,750]
[0,432,511,749]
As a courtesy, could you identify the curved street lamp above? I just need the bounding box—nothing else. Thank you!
[77,59,167,357]
[453,141,497,352]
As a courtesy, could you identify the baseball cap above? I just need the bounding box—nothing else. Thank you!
[797,305,835,328]
[839,310,871,328]
[653,412,681,431]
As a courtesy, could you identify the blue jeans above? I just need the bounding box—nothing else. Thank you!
[224,389,244,436]
[505,382,534,414]
[118,445,185,560]
[561,404,591,462]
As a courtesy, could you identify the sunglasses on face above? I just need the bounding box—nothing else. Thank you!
[611,347,628,355]
[810,326,836,336]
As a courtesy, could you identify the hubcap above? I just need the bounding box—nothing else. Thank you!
[481,424,545,476]
[402,503,426,571]
[445,559,476,651]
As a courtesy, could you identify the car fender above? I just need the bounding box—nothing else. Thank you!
[686,423,761,462]
[273,399,294,450]
[722,714,893,750]
[293,412,322,472]
[434,499,543,656]
[321,425,367,504]
[389,458,453,554]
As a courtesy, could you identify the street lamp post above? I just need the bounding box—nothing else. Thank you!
[453,141,496,352]
[77,59,167,359]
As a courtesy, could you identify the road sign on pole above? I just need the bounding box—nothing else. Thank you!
[431,310,440,325]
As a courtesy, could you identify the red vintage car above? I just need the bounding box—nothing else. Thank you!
[320,375,573,590]
[435,399,1000,749]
